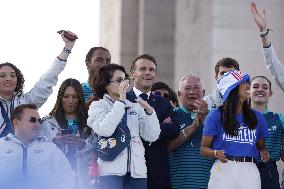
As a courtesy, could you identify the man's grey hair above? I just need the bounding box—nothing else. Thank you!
[178,74,204,91]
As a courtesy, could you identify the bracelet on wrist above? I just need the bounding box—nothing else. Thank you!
[57,56,67,62]
[63,47,72,54]
[145,109,153,115]
[260,28,270,38]
[263,42,272,49]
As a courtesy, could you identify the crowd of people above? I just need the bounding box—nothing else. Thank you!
[0,2,284,189]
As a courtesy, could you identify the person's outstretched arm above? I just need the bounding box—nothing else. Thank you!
[22,31,78,107]
[251,2,284,91]
[251,2,270,47]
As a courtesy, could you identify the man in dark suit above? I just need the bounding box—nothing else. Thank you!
[127,54,180,189]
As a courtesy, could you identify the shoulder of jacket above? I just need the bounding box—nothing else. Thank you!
[41,114,53,121]
[0,137,11,148]
[91,98,112,109]
[1,135,15,142]
[42,114,53,120]
[41,116,60,127]
[2,136,10,140]
[0,137,9,145]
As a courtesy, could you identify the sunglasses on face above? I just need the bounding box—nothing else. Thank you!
[153,91,170,99]
[28,117,43,124]
[163,93,169,99]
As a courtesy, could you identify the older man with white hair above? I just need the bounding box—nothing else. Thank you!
[168,74,214,189]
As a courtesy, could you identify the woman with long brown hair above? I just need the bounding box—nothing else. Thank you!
[41,78,92,188]
[201,70,270,189]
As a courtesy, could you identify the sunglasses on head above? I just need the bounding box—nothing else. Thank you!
[29,117,43,124]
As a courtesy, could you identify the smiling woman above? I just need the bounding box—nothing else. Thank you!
[0,0,100,117]
[0,31,77,138]
[0,63,23,100]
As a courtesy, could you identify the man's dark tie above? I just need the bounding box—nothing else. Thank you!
[139,93,148,101]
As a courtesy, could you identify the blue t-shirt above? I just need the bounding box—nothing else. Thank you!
[203,108,269,160]
[66,118,79,134]
[65,118,79,170]
[81,82,93,101]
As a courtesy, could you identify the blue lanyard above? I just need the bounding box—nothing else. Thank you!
[0,102,13,137]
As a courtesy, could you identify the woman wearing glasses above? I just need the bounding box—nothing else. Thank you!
[40,78,93,189]
[87,63,160,189]
[0,31,77,138]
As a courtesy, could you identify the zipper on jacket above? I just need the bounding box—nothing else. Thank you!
[22,144,28,176]
[127,145,131,172]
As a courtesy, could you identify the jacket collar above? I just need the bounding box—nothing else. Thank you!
[5,133,48,147]
[0,91,21,102]
[103,94,132,108]
[42,115,62,130]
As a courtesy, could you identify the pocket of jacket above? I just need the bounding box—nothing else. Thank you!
[131,143,147,176]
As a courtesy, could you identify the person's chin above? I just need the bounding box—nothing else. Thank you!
[2,88,15,94]
[31,133,39,140]
[66,109,75,114]
[142,82,153,88]
[253,98,267,104]
[144,80,153,85]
